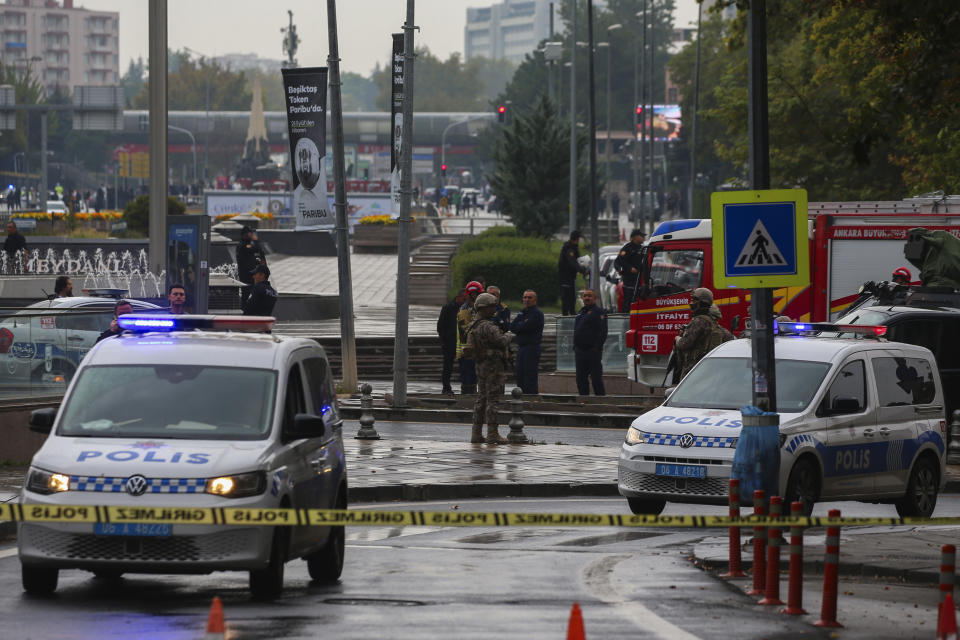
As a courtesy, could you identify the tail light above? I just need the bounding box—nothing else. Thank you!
[0,327,13,353]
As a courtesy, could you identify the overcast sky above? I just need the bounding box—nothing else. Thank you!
[78,0,700,76]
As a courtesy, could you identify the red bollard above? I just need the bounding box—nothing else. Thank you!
[747,489,767,596]
[759,496,784,605]
[941,545,956,604]
[721,478,746,578]
[814,508,844,628]
[781,500,807,615]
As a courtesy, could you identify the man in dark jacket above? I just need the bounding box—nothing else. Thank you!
[4,220,27,273]
[486,285,510,331]
[96,299,134,343]
[236,225,266,306]
[558,229,582,316]
[573,289,608,396]
[438,288,466,394]
[243,264,278,316]
[509,289,545,394]
[614,229,646,311]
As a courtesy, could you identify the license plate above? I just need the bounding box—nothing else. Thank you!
[94,523,172,537]
[655,463,706,479]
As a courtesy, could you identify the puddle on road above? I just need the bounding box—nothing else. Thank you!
[557,531,664,546]
[457,529,567,544]
[324,597,426,606]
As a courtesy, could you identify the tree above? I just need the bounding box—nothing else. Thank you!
[132,50,251,110]
[121,57,146,108]
[123,195,186,235]
[371,47,486,111]
[487,95,594,238]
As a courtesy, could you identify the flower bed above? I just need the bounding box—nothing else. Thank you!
[353,216,417,253]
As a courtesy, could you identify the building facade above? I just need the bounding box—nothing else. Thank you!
[465,0,557,64]
[0,0,119,95]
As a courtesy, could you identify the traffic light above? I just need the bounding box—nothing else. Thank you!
[441,163,447,177]
[497,104,506,123]
[635,105,643,116]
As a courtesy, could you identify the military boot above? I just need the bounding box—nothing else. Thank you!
[470,424,484,444]
[485,427,508,445]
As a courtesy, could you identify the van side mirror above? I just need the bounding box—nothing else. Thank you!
[29,407,56,434]
[285,413,328,441]
[663,387,676,401]
[830,396,861,415]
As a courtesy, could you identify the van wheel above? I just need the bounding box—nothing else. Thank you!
[249,528,288,600]
[307,487,346,583]
[785,458,820,517]
[896,457,939,518]
[627,497,666,515]
[22,565,58,595]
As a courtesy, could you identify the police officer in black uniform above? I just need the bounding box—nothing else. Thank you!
[243,264,278,316]
[573,289,608,396]
[614,228,646,312]
[236,225,266,306]
[558,230,582,316]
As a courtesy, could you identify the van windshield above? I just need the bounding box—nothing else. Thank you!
[58,365,277,440]
[667,357,831,412]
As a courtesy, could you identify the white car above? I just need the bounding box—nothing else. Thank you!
[18,314,347,599]
[618,330,946,517]
[0,297,161,391]
[45,201,68,215]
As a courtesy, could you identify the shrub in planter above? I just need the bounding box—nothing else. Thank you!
[123,195,186,235]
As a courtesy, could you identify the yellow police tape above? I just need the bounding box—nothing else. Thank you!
[0,504,956,528]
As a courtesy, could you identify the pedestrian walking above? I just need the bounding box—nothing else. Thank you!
[611,192,621,217]
[438,288,466,395]
[236,226,267,306]
[574,289,608,396]
[486,285,510,331]
[614,229,647,311]
[456,281,484,394]
[464,292,515,444]
[558,230,583,316]
[510,289,544,395]
[243,265,278,317]
[674,287,726,378]
[3,220,27,273]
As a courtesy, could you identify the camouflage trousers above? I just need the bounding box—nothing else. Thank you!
[472,360,506,429]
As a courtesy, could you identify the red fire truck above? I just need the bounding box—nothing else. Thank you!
[626,197,960,386]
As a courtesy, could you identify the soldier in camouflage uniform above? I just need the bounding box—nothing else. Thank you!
[674,288,726,379]
[464,293,515,444]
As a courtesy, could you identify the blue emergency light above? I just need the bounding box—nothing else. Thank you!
[775,321,886,337]
[117,314,275,333]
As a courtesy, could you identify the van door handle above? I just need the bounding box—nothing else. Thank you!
[309,456,328,472]
[862,428,876,437]
[878,427,891,436]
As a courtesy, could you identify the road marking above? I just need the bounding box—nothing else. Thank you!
[582,554,700,640]
[0,547,17,559]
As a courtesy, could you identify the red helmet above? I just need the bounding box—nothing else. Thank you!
[892,267,911,282]
[465,281,484,295]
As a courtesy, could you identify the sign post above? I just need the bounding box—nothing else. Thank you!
[712,187,808,501]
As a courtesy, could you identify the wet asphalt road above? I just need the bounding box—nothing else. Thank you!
[0,496,956,639]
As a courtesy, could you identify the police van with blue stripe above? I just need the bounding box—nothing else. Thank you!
[17,314,347,599]
[618,323,946,518]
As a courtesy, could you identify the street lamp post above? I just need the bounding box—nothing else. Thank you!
[167,124,196,184]
[568,2,578,235]
[604,23,622,220]
[688,1,703,218]
[647,0,657,230]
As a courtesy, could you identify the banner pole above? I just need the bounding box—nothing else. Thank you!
[392,0,416,408]
[326,0,359,392]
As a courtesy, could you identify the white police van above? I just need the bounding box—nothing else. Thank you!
[18,314,347,599]
[618,324,946,517]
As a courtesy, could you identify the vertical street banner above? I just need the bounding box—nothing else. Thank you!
[390,33,404,217]
[281,67,333,230]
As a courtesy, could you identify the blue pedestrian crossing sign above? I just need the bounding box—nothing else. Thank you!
[710,189,809,289]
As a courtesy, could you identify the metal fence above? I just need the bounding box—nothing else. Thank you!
[555,314,630,374]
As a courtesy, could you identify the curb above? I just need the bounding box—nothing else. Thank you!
[339,406,635,428]
[695,548,945,586]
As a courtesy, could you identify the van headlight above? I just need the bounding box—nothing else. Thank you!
[205,471,265,498]
[26,468,70,494]
[625,427,646,445]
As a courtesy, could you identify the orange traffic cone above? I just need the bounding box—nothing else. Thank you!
[206,596,226,640]
[939,593,958,640]
[620,228,626,242]
[567,602,586,640]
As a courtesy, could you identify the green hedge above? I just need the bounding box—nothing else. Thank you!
[451,227,562,303]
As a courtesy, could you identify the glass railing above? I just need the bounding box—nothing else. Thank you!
[555,314,629,373]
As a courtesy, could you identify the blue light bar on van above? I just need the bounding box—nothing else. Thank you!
[775,321,887,337]
[117,314,275,333]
